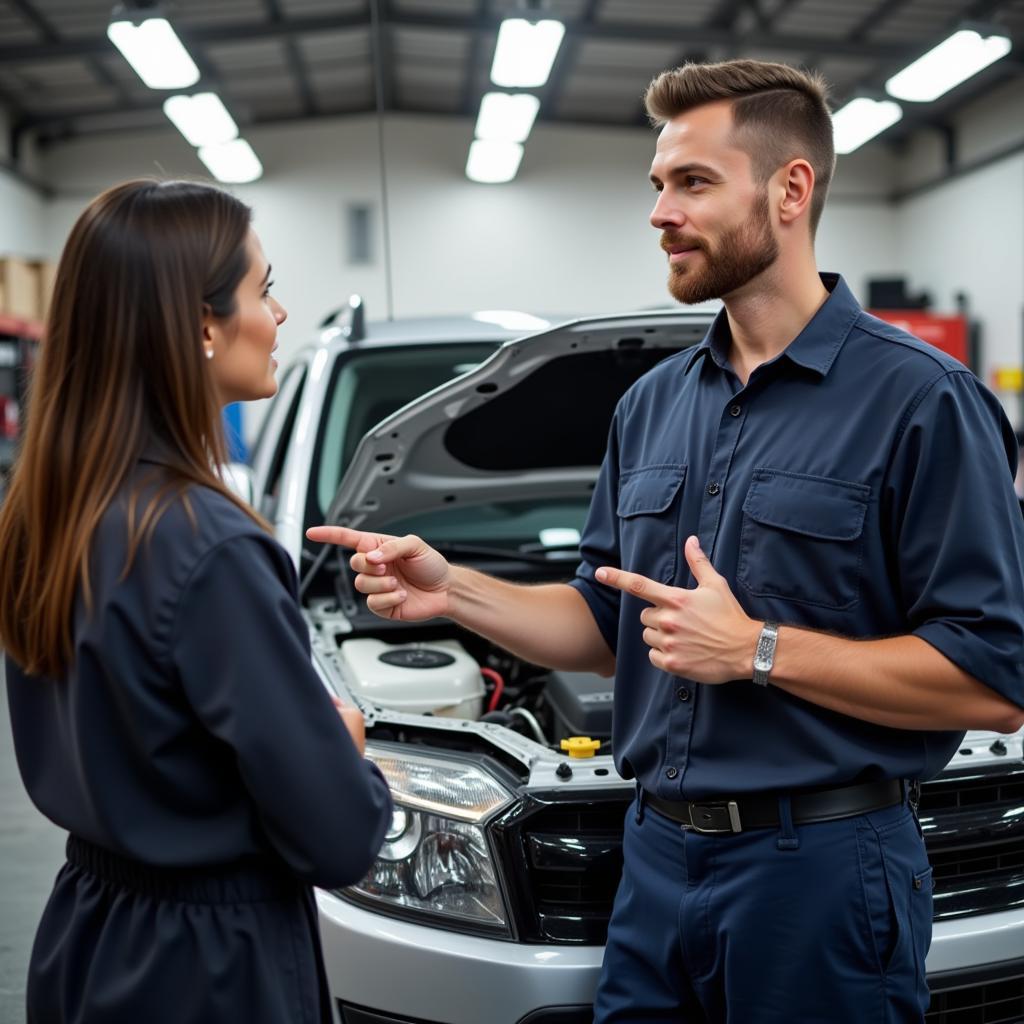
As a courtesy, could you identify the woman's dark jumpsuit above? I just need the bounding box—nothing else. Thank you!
[5,452,393,1023]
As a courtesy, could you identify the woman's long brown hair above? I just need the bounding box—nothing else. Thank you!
[0,179,269,678]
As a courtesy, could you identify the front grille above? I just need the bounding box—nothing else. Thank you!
[920,771,1024,812]
[919,765,1024,920]
[496,763,1024,945]
[493,794,630,945]
[926,970,1024,1024]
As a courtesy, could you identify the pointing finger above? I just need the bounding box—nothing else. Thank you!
[595,566,678,606]
[306,525,372,549]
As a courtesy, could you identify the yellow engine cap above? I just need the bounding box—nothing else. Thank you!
[560,736,601,758]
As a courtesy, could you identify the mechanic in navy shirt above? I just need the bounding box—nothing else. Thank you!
[310,61,1024,1024]
[0,180,392,1024]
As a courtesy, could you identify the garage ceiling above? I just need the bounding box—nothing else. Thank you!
[0,0,1022,149]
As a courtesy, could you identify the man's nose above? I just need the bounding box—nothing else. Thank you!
[650,191,684,230]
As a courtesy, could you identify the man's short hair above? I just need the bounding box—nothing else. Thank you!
[644,59,836,238]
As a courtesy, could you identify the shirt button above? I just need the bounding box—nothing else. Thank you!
[677,687,691,702]
[665,766,679,779]
[707,482,721,496]
[729,404,742,417]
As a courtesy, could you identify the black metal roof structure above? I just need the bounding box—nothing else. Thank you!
[0,0,1021,154]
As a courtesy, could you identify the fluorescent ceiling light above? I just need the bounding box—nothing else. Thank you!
[490,18,565,88]
[163,93,238,147]
[466,140,523,184]
[475,92,541,143]
[831,97,903,154]
[198,138,263,184]
[886,28,1012,102]
[107,18,200,90]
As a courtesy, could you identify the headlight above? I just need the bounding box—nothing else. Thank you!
[338,744,514,935]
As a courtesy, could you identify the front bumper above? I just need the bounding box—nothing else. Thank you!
[317,891,1024,1024]
[316,892,598,1024]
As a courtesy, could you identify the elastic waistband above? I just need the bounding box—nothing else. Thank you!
[66,835,303,904]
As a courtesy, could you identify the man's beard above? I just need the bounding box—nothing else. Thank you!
[663,189,780,305]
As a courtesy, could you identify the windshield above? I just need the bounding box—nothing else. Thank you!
[315,342,499,512]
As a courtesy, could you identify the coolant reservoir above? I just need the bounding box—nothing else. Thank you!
[338,638,485,720]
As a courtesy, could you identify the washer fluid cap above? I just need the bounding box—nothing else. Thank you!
[560,736,601,758]
[379,648,455,669]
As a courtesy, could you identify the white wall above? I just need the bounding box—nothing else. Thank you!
[0,105,46,258]
[38,112,896,357]
[897,155,1023,375]
[892,79,1024,423]
[0,170,45,258]
[31,91,1024,434]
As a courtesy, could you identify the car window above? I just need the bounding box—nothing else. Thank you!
[315,343,497,513]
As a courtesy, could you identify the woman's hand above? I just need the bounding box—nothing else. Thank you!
[306,525,451,621]
[331,696,366,755]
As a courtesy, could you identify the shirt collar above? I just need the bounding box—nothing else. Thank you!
[683,273,861,379]
[138,438,179,468]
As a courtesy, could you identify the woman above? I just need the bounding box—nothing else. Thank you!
[0,179,392,1023]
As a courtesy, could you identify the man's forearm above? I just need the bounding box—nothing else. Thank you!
[768,627,1024,733]
[446,567,615,676]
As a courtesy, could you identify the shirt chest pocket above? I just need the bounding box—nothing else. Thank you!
[736,470,870,611]
[616,465,686,585]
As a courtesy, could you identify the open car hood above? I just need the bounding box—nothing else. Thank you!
[326,311,714,531]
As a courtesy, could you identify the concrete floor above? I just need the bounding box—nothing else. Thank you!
[0,662,67,1024]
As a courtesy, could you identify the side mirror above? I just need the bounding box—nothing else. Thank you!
[223,462,256,506]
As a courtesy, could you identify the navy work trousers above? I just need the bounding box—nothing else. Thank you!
[593,793,933,1023]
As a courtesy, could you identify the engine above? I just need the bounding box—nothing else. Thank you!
[329,628,614,752]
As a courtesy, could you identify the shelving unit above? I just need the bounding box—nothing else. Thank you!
[0,314,42,498]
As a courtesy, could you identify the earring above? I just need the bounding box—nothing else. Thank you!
[205,347,214,360]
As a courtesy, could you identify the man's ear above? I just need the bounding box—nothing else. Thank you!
[777,158,815,227]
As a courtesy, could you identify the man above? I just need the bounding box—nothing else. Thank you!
[309,60,1024,1023]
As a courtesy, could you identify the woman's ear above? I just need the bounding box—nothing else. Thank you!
[201,304,218,359]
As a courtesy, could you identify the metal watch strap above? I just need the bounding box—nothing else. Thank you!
[752,621,779,686]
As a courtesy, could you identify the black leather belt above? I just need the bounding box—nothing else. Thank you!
[644,778,906,835]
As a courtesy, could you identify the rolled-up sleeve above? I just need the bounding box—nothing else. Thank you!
[171,535,393,887]
[569,409,623,654]
[886,370,1024,706]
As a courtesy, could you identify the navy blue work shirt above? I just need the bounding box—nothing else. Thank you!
[6,453,392,887]
[570,274,1024,800]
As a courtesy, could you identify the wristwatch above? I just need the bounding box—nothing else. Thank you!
[752,621,779,686]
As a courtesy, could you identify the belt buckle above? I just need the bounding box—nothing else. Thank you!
[688,800,743,834]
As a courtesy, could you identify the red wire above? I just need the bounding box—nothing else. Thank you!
[481,667,505,713]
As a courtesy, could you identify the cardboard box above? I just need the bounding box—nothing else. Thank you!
[0,258,41,320]
[37,261,57,321]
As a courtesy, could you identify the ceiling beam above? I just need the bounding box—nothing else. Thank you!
[371,0,396,111]
[831,0,1019,110]
[537,0,602,122]
[7,0,136,108]
[846,0,913,43]
[0,10,916,67]
[263,0,319,117]
[459,0,488,117]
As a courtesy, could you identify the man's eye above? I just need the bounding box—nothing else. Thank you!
[685,176,707,188]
